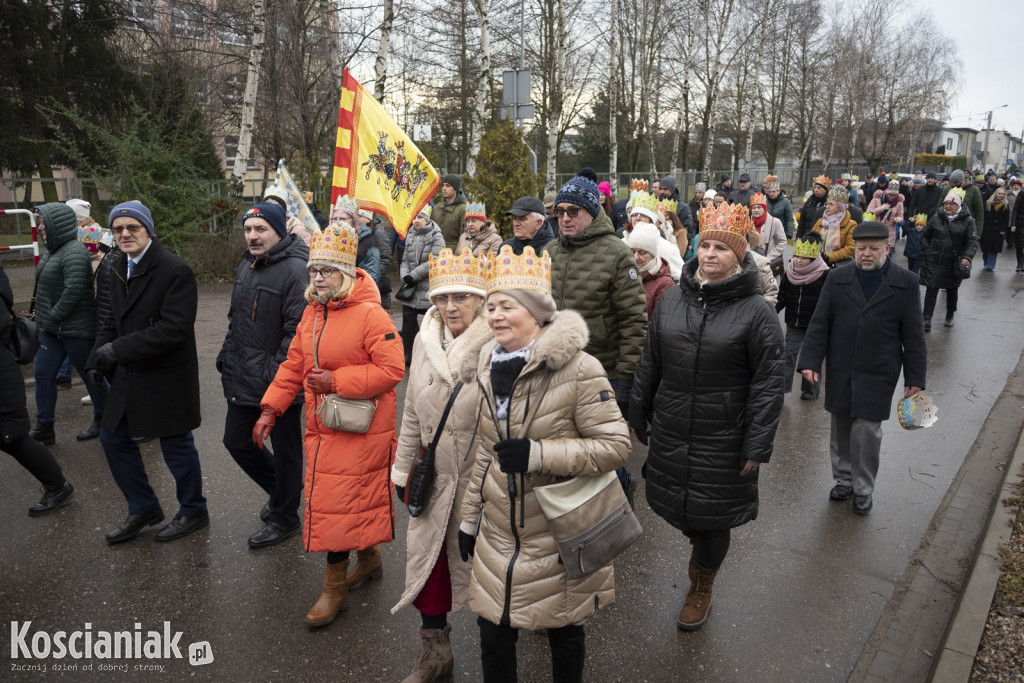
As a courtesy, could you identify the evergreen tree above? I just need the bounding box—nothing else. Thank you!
[463,120,540,238]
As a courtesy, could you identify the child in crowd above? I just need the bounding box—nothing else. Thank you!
[776,232,830,399]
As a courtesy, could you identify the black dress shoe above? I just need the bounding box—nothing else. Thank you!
[800,391,816,400]
[76,418,102,441]
[259,501,271,523]
[154,512,210,542]
[829,484,853,501]
[853,494,873,515]
[106,508,165,544]
[28,481,74,516]
[29,423,55,446]
[944,316,954,327]
[132,435,156,445]
[248,522,301,548]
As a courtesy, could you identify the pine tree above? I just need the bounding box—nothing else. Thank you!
[463,120,540,238]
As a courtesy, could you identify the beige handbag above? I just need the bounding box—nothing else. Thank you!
[312,310,378,433]
[534,471,643,580]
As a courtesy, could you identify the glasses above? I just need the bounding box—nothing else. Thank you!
[553,207,581,218]
[307,267,340,279]
[432,293,474,307]
[112,224,146,235]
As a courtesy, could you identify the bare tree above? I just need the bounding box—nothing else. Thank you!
[231,0,268,185]
[467,0,491,177]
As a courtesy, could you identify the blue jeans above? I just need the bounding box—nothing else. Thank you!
[983,252,998,269]
[57,356,72,381]
[100,417,207,517]
[34,331,107,424]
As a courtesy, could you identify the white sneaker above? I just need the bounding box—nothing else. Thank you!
[80,395,92,405]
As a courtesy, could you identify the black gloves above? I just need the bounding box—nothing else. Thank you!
[494,438,531,473]
[395,484,405,504]
[458,530,476,562]
[615,378,633,421]
[94,342,117,371]
[403,275,415,286]
[628,413,649,446]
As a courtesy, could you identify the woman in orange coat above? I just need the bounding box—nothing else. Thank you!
[255,213,405,628]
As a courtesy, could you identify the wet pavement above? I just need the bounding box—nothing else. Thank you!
[3,251,1024,681]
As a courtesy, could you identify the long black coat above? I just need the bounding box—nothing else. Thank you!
[980,203,1009,254]
[797,260,927,422]
[0,262,30,444]
[88,237,201,437]
[631,256,786,533]
[217,234,309,407]
[919,206,978,290]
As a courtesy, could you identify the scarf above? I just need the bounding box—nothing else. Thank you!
[886,192,899,207]
[490,343,532,420]
[786,255,830,285]
[821,206,846,254]
[753,212,768,229]
[639,255,662,275]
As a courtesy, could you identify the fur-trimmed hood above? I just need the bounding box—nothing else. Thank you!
[418,306,494,386]
[460,309,590,382]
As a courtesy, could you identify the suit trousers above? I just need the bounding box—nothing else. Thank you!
[100,416,207,517]
[829,413,883,496]
[478,617,585,683]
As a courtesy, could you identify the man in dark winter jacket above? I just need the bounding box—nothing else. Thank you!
[796,176,831,239]
[217,202,309,549]
[797,222,926,516]
[908,172,944,220]
[715,173,732,194]
[435,174,467,249]
[659,175,694,234]
[502,197,555,254]
[727,173,755,207]
[87,201,208,545]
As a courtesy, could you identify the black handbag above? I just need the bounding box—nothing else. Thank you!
[940,221,971,280]
[395,282,416,302]
[405,381,463,517]
[7,280,39,365]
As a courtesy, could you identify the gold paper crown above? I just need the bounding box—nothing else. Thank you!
[465,202,487,220]
[914,213,928,225]
[862,212,876,222]
[750,192,767,206]
[308,223,358,274]
[658,198,678,215]
[812,175,832,189]
[483,246,551,296]
[630,179,649,193]
[827,185,850,204]
[631,191,660,214]
[947,187,966,199]
[699,202,753,234]
[429,248,486,296]
[332,194,360,218]
[793,237,821,258]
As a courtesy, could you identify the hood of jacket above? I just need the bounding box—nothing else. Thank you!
[554,208,614,248]
[245,232,309,268]
[412,219,443,239]
[419,307,494,386]
[680,252,762,303]
[321,268,382,311]
[37,202,79,253]
[444,191,467,207]
[461,309,589,382]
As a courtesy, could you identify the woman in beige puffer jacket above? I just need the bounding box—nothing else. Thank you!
[458,303,631,681]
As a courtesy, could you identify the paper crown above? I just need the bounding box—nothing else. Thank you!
[828,185,850,204]
[658,198,678,215]
[630,191,660,215]
[914,213,928,225]
[763,175,780,191]
[699,201,753,234]
[333,194,360,217]
[813,175,832,189]
[263,185,286,201]
[947,187,966,199]
[77,225,103,244]
[465,202,487,221]
[750,192,767,207]
[793,237,821,258]
[483,245,551,296]
[630,179,649,193]
[851,175,860,182]
[418,204,432,219]
[862,212,876,222]
[429,248,486,297]
[308,223,358,276]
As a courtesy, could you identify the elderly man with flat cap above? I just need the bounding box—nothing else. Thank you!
[797,221,926,515]
[501,196,556,255]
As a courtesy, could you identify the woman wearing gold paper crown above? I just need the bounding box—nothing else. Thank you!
[390,248,493,682]
[811,184,857,269]
[630,202,785,632]
[255,206,405,628]
[776,232,830,399]
[456,202,503,257]
[457,245,631,682]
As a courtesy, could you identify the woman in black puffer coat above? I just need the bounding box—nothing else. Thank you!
[630,207,785,632]
[919,191,977,330]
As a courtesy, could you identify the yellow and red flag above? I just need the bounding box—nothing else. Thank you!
[331,69,438,238]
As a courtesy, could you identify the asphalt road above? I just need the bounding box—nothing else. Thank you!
[3,249,1024,681]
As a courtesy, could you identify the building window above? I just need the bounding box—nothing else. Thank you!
[125,0,157,31]
[170,1,207,41]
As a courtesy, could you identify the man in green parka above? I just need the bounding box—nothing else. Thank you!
[434,174,467,249]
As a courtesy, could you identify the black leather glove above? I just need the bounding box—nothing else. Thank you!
[403,275,415,286]
[615,378,633,420]
[494,438,531,473]
[628,412,649,446]
[85,368,106,390]
[94,342,117,371]
[395,484,405,504]
[458,530,476,562]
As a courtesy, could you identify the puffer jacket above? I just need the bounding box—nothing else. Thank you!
[435,192,468,248]
[812,210,858,267]
[373,222,392,309]
[356,224,381,282]
[544,209,648,381]
[796,193,826,239]
[920,206,978,291]
[456,221,503,257]
[217,234,309,407]
[261,270,405,552]
[391,310,493,614]
[631,256,785,533]
[776,266,829,328]
[33,202,97,339]
[458,310,631,630]
[401,220,446,310]
[93,246,122,328]
[866,190,905,247]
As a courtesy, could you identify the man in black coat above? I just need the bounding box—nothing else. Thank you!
[217,202,308,549]
[908,172,944,220]
[87,201,208,544]
[797,222,926,515]
[796,176,830,238]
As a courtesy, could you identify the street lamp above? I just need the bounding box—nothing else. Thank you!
[981,104,1009,171]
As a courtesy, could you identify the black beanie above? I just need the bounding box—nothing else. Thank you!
[441,174,462,192]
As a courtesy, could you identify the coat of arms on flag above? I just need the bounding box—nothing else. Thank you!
[331,68,438,239]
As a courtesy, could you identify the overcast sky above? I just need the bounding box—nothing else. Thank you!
[926,0,1023,137]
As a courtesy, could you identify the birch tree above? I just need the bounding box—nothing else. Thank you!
[373,0,395,102]
[467,0,491,177]
[231,0,268,185]
[543,0,565,190]
[608,0,618,183]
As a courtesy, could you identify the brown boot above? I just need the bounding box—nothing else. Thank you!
[346,545,383,589]
[305,559,349,627]
[402,625,453,683]
[677,555,717,631]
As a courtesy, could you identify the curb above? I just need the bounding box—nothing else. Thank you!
[929,422,1024,680]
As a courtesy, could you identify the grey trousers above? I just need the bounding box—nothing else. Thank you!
[829,413,883,496]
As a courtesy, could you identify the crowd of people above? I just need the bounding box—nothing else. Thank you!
[6,159,1019,680]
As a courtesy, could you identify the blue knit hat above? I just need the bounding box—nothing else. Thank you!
[555,176,601,218]
[243,201,288,239]
[108,200,155,236]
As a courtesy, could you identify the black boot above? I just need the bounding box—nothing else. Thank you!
[76,416,102,441]
[29,423,55,446]
[944,314,954,328]
[29,481,74,516]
